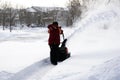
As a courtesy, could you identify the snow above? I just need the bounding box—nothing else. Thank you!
[81,56,120,80]
[0,71,14,80]
[0,28,49,73]
[0,0,120,80]
[26,8,37,13]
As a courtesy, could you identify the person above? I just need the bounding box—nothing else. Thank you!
[48,21,63,65]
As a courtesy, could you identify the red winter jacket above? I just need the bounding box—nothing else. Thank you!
[48,24,62,45]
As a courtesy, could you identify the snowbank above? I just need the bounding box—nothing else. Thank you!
[78,56,120,80]
[0,71,14,80]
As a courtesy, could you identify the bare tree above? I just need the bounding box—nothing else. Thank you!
[1,2,18,32]
[0,2,10,30]
[7,3,18,32]
[18,8,25,26]
[67,0,82,25]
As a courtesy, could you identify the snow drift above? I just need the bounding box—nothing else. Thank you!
[0,71,13,80]
[77,56,120,80]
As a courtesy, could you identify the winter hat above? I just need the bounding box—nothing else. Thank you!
[52,21,58,25]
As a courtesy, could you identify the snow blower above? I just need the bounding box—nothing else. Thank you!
[58,33,71,62]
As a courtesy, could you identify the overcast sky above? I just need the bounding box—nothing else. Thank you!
[2,0,69,8]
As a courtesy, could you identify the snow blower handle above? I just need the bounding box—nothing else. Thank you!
[62,33,65,40]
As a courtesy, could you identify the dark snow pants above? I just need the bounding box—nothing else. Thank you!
[49,44,59,65]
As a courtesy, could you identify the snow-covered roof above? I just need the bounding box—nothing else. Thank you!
[25,6,68,13]
[26,7,37,13]
[32,6,67,12]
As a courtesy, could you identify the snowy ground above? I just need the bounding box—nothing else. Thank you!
[0,0,120,80]
[0,27,50,72]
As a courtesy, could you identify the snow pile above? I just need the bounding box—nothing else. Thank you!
[85,0,120,11]
[78,56,120,80]
[0,71,14,80]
